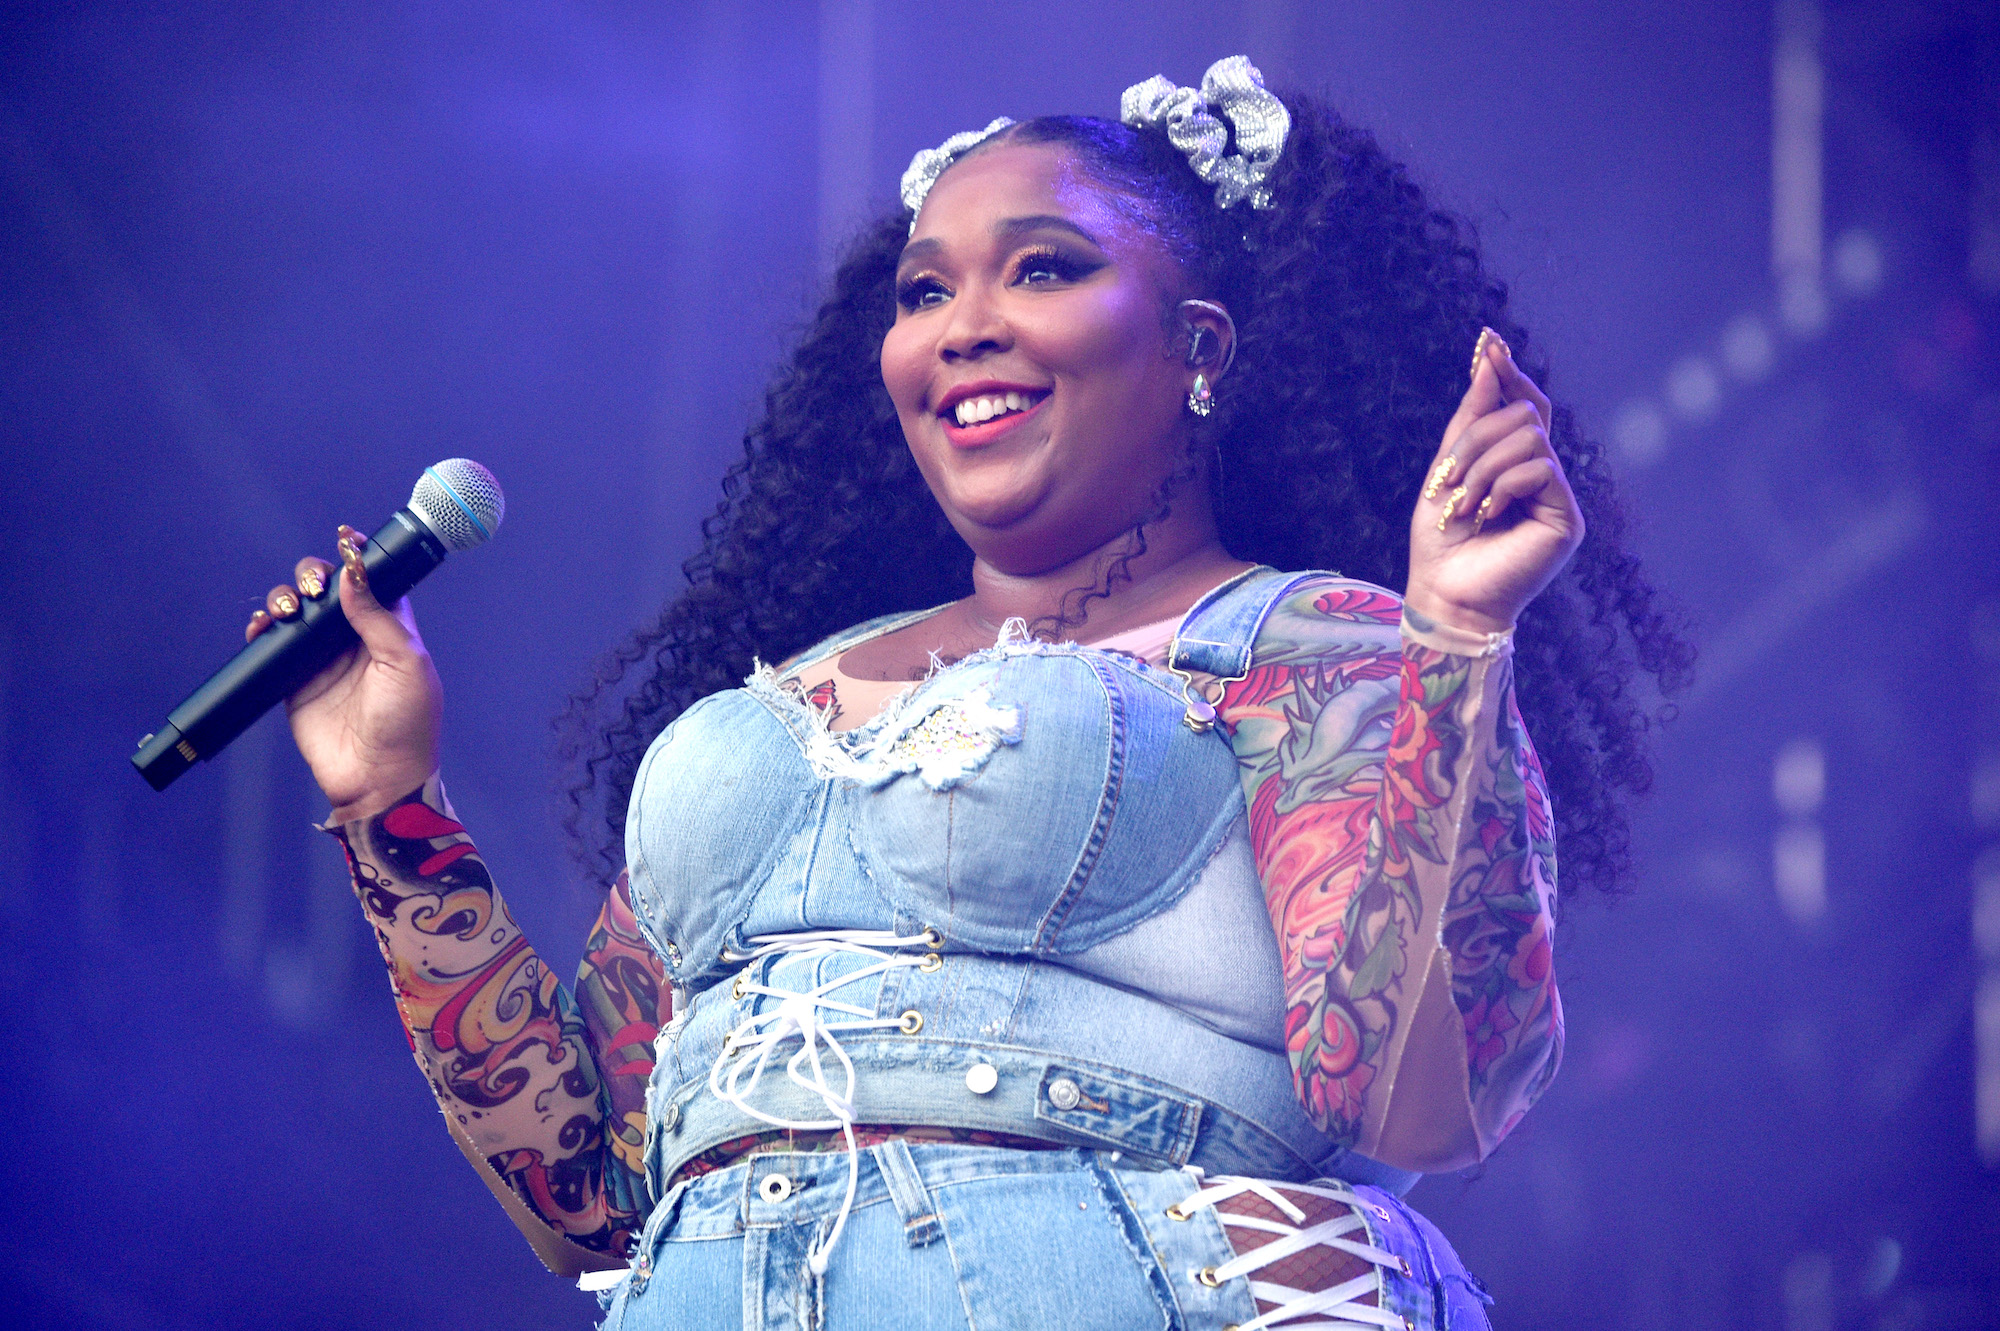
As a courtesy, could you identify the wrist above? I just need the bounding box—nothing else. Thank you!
[1401,587,1516,638]
[327,769,437,827]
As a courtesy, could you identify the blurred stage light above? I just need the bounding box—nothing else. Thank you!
[1666,355,1722,420]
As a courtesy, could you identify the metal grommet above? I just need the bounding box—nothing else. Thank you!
[1398,1255,1413,1278]
[919,951,943,973]
[758,1174,793,1203]
[1197,1266,1222,1288]
[1371,1203,1392,1221]
[899,1009,924,1035]
[1164,1203,1190,1222]
[919,927,944,948]
[731,974,747,1000]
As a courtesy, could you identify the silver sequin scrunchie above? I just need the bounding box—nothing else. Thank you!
[899,116,1016,232]
[1119,55,1290,211]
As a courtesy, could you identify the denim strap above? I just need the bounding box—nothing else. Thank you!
[870,1140,943,1248]
[1167,566,1319,680]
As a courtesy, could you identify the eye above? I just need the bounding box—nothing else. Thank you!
[1015,247,1094,287]
[896,274,952,312]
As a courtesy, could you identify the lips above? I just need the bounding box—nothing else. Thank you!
[936,382,1051,447]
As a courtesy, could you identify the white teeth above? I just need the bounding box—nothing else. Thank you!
[952,392,1039,426]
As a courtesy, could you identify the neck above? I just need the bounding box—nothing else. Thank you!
[960,502,1249,640]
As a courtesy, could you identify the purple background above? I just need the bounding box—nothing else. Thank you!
[2,2,1996,1326]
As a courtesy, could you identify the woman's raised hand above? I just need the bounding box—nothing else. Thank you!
[1404,330,1585,635]
[245,525,442,821]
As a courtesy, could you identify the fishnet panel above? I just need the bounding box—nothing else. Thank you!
[1215,1187,1381,1314]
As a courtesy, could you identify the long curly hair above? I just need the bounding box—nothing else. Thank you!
[560,93,1693,897]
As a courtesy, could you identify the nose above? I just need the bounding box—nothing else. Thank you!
[937,280,1011,362]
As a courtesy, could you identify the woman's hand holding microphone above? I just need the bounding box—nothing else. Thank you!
[246,525,441,823]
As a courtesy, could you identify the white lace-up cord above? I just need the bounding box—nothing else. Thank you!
[707,929,937,1275]
[1178,1177,1409,1331]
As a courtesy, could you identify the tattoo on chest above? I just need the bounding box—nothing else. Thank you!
[780,675,844,726]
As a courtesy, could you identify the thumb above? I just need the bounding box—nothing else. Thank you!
[1440,329,1507,453]
[335,527,419,659]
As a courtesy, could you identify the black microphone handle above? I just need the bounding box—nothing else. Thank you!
[132,508,450,792]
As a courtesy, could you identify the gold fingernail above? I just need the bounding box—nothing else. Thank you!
[1470,328,1494,381]
[273,592,299,617]
[1422,455,1457,501]
[298,567,324,599]
[1471,494,1496,537]
[1436,484,1468,531]
[339,541,368,590]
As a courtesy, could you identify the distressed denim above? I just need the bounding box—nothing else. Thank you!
[595,1142,1493,1330]
[626,568,1423,1192]
[615,568,1498,1322]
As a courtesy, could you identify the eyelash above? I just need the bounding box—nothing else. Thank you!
[895,247,1096,311]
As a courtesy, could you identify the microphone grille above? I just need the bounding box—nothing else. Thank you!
[409,459,505,553]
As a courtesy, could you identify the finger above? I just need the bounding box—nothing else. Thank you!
[245,609,273,643]
[1477,457,1579,540]
[295,556,335,601]
[1428,400,1541,504]
[1485,335,1553,433]
[1424,329,1508,499]
[1441,428,1548,535]
[265,583,302,621]
[334,527,417,658]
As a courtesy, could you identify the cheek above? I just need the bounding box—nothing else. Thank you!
[878,324,927,416]
[1036,295,1167,397]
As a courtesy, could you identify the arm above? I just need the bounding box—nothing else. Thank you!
[1222,580,1562,1173]
[332,777,662,1267]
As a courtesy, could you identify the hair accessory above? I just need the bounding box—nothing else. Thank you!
[900,117,1017,232]
[1120,56,1290,211]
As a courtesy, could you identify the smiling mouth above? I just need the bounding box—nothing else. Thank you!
[941,389,1050,428]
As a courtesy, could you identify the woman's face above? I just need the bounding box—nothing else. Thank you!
[880,141,1200,576]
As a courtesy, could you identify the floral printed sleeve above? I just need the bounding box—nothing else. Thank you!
[330,776,666,1260]
[1220,576,1563,1171]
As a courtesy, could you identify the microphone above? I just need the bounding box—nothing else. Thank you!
[132,459,505,792]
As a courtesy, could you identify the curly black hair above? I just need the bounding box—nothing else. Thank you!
[559,92,1693,897]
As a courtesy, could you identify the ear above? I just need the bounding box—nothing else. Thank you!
[1177,299,1237,389]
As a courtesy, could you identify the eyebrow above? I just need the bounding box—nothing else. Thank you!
[897,214,1105,269]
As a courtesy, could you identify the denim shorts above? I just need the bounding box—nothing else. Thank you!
[597,1142,1493,1330]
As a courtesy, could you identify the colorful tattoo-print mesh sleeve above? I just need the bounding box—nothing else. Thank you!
[330,777,662,1257]
[1220,578,1563,1170]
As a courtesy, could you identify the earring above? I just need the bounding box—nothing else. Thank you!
[1187,374,1214,417]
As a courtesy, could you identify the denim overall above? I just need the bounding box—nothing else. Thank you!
[608,568,1495,1329]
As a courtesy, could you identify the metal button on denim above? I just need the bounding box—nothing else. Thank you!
[1048,1077,1082,1110]
[966,1063,999,1095]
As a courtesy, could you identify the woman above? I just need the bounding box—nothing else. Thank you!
[252,58,1685,1329]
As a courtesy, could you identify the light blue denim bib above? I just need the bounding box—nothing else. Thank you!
[624,567,1421,1203]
